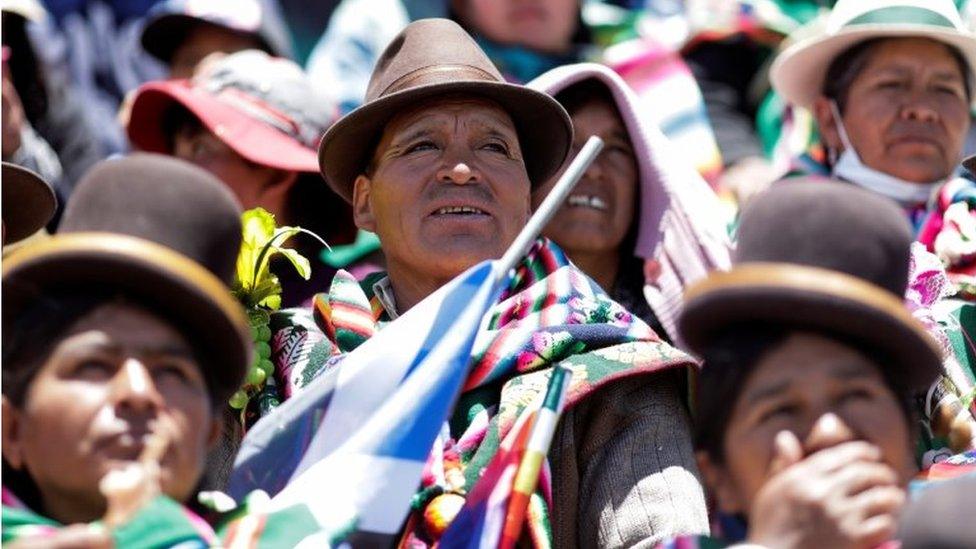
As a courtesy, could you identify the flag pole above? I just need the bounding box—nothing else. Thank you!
[494,136,604,285]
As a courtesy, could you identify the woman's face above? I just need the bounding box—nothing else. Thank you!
[815,38,971,183]
[533,97,638,256]
[1,302,219,524]
[700,332,915,516]
[453,0,579,53]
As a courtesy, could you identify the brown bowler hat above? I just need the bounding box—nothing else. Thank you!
[4,155,251,404]
[59,153,243,285]
[679,178,942,392]
[318,18,573,203]
[2,162,57,244]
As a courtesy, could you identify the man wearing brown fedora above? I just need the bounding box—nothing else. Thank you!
[268,17,709,547]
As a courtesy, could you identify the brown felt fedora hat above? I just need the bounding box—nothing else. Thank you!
[2,162,56,244]
[679,178,942,392]
[318,18,573,203]
[4,154,251,404]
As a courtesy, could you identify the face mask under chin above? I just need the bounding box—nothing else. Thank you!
[828,100,942,207]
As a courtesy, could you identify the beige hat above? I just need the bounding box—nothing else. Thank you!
[770,0,976,109]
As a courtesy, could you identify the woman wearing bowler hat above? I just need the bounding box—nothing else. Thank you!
[658,180,948,547]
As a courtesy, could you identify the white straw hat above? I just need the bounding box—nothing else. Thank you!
[770,0,976,109]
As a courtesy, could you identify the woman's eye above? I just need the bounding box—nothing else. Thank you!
[759,404,797,423]
[877,80,904,90]
[73,359,114,379]
[154,363,192,384]
[840,388,872,403]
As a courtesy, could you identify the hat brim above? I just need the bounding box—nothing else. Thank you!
[128,80,319,173]
[3,233,251,404]
[318,80,573,203]
[679,263,942,392]
[140,14,274,63]
[3,163,57,244]
[771,26,976,109]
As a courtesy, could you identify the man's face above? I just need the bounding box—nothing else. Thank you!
[353,97,531,286]
[815,38,970,183]
[1,302,219,524]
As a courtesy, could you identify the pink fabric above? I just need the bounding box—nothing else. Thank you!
[527,63,732,342]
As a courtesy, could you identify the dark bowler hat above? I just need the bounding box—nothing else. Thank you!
[318,18,573,203]
[3,154,251,404]
[2,162,56,244]
[679,178,942,391]
[964,154,975,176]
[59,153,243,285]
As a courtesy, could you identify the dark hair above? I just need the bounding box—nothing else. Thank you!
[824,37,973,113]
[2,292,111,406]
[554,79,616,116]
[693,324,917,463]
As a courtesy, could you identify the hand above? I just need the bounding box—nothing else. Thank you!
[747,431,905,549]
[5,524,113,548]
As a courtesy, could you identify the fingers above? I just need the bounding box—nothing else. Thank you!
[768,430,803,476]
[853,512,900,549]
[828,461,899,497]
[850,485,906,520]
[800,440,882,475]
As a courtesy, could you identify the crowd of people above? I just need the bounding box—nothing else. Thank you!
[2,0,975,547]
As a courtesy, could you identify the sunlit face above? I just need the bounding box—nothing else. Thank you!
[533,97,637,255]
[352,97,531,285]
[700,332,915,516]
[169,25,261,79]
[815,38,970,183]
[1,302,219,524]
[453,0,579,53]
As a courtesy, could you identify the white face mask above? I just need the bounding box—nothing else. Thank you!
[828,101,941,206]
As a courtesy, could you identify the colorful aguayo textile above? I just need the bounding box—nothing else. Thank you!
[266,239,694,546]
[2,486,349,548]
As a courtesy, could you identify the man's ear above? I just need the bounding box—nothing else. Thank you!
[696,450,746,515]
[812,96,843,153]
[2,396,25,470]
[352,174,377,232]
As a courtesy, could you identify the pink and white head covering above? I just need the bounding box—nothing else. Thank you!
[527,62,732,343]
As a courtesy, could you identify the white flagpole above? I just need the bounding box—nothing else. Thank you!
[495,136,604,285]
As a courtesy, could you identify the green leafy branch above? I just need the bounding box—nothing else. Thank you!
[232,207,328,310]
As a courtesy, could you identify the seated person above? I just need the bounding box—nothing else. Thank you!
[669,180,945,547]
[126,50,356,306]
[264,18,709,547]
[529,62,731,343]
[1,162,251,544]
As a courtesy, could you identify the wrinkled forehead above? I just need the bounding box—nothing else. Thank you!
[381,95,520,142]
